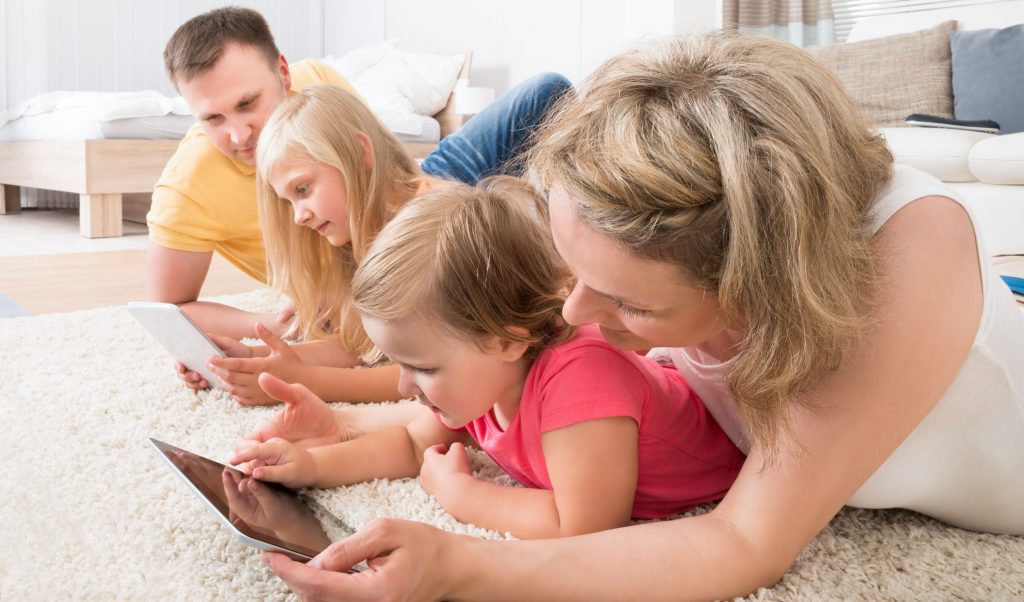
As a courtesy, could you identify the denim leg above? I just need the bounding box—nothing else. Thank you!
[421,72,573,184]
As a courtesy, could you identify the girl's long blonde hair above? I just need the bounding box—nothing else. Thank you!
[256,85,420,351]
[530,33,893,457]
[351,178,573,361]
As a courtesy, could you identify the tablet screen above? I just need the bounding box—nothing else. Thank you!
[150,438,346,561]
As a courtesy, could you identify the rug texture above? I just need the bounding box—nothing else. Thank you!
[1,289,1021,600]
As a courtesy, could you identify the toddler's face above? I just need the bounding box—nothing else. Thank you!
[361,315,528,429]
[269,148,353,247]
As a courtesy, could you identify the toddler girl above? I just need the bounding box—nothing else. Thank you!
[231,181,745,538]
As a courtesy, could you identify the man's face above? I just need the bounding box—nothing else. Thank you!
[177,42,291,165]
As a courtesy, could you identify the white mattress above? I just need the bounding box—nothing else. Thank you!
[0,109,195,141]
[0,100,440,144]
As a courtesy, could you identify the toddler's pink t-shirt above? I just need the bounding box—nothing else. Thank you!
[460,325,745,519]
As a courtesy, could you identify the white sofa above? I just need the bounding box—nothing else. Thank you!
[848,2,1024,257]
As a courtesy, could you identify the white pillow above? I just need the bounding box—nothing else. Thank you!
[323,43,465,118]
[878,127,993,182]
[968,132,1024,185]
[320,40,395,80]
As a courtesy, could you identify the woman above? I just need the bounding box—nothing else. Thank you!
[261,33,1024,600]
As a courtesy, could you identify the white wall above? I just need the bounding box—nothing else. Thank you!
[0,0,328,110]
[343,0,719,94]
[1,0,719,110]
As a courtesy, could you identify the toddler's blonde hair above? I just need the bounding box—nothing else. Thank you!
[352,178,573,360]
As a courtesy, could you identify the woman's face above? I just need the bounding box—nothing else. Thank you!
[548,184,729,352]
[269,148,353,247]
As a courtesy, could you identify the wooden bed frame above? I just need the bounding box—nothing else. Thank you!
[0,53,472,239]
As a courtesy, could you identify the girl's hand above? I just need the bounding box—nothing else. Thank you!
[229,437,317,489]
[175,334,256,391]
[207,323,307,406]
[263,518,461,602]
[420,442,473,506]
[233,373,350,474]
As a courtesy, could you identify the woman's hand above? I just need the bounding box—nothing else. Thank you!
[263,518,462,602]
[175,333,258,391]
[233,373,351,474]
[208,322,308,406]
[419,442,473,507]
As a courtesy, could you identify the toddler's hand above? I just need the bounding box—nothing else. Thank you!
[236,373,350,456]
[229,437,317,489]
[420,442,472,505]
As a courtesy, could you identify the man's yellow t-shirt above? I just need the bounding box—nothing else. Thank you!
[147,60,354,282]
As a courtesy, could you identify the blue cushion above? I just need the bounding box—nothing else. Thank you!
[950,25,1024,134]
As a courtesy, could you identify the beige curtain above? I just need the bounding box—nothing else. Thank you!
[723,0,836,47]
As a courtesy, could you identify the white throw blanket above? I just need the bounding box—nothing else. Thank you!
[1,289,1021,600]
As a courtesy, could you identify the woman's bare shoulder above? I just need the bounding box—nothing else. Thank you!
[712,194,983,563]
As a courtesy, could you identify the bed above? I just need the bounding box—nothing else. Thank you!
[0,49,473,238]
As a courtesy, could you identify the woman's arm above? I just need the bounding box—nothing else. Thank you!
[265,196,985,600]
[426,417,637,539]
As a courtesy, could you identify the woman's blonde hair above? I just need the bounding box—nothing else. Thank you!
[256,85,420,351]
[530,33,893,457]
[352,178,573,361]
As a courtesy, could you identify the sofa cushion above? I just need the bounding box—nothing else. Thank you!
[806,21,958,127]
[950,25,1024,134]
[808,21,956,128]
[968,132,1024,185]
[878,126,992,182]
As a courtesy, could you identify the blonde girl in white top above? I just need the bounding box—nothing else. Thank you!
[260,33,1024,601]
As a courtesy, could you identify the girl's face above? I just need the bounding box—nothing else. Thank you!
[269,148,353,247]
[361,314,530,429]
[547,184,733,354]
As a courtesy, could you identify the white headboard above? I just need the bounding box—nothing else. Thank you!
[847,0,1024,41]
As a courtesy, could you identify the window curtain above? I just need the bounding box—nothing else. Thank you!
[723,0,837,47]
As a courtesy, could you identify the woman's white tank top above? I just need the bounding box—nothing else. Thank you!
[658,165,1024,534]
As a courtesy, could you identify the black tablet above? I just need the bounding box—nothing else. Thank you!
[149,438,359,568]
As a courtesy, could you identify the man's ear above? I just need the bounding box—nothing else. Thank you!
[277,54,292,90]
[355,131,375,169]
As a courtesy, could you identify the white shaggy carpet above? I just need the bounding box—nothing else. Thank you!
[1,288,1022,600]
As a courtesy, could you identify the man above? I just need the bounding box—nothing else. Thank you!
[149,7,573,343]
[147,7,355,338]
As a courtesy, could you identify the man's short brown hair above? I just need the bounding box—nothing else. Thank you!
[163,6,280,87]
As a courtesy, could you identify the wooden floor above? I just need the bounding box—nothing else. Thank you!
[0,249,262,314]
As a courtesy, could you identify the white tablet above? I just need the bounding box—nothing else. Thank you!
[149,438,360,567]
[127,301,225,389]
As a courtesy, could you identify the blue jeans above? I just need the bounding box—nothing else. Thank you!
[421,72,573,184]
